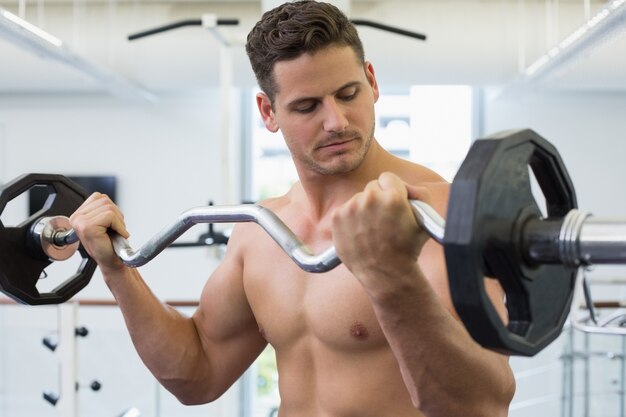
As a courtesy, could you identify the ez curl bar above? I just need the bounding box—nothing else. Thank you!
[2,129,626,357]
[38,199,443,270]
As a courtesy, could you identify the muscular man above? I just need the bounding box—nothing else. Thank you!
[70,1,516,416]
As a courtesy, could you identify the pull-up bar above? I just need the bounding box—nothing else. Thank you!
[127,15,427,42]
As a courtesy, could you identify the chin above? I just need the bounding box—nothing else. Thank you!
[316,160,362,176]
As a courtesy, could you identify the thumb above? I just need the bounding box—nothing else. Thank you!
[406,183,432,203]
[378,172,431,203]
[377,172,408,197]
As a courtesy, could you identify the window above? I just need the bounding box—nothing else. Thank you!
[405,85,473,181]
[249,106,299,201]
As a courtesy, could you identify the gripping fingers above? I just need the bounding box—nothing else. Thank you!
[70,193,129,239]
[69,193,130,269]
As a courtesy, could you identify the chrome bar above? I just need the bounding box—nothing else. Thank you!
[111,204,340,272]
[53,227,80,246]
[49,200,446,273]
[411,200,445,244]
[579,217,626,265]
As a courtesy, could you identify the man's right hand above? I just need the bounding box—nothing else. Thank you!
[69,192,130,274]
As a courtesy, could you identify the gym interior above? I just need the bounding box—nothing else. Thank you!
[1,0,626,416]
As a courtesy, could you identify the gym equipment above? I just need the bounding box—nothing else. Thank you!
[168,202,230,248]
[2,129,626,356]
[40,303,97,413]
[0,174,97,305]
[445,130,578,356]
[570,272,626,336]
[127,17,426,42]
[127,16,240,41]
[40,323,87,354]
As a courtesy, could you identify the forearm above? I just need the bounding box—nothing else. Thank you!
[365,266,515,417]
[102,266,212,402]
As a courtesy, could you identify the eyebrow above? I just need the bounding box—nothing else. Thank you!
[285,81,362,110]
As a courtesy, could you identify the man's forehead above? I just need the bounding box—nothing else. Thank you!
[272,47,365,100]
[273,45,362,74]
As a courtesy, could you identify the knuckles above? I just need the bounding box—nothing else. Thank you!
[70,192,119,234]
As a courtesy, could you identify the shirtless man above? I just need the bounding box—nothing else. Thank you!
[70,1,516,416]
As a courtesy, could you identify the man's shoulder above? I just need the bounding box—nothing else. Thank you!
[257,187,297,213]
[229,187,298,238]
[390,159,450,213]
[393,158,449,187]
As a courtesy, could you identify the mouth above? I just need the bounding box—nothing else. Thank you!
[317,136,358,150]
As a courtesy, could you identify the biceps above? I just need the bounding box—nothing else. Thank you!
[193,253,261,343]
[189,259,267,394]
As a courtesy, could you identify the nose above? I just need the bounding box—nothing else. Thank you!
[322,98,349,133]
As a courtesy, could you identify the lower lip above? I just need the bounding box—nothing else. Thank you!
[320,139,354,152]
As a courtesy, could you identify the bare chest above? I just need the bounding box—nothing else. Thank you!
[242,235,387,352]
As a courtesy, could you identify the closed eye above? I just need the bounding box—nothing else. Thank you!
[293,102,318,114]
[338,88,358,102]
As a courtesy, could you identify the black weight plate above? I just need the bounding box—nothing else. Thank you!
[444,129,577,356]
[0,174,97,305]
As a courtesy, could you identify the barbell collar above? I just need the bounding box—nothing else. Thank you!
[559,209,591,268]
[524,209,626,267]
[522,217,563,265]
[31,217,80,261]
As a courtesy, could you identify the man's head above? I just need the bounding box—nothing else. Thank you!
[246,0,365,105]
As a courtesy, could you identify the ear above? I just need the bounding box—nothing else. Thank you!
[256,92,279,133]
[364,61,380,103]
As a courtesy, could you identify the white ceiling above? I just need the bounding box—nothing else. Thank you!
[0,0,624,101]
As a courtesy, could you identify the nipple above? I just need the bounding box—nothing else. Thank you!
[349,322,370,341]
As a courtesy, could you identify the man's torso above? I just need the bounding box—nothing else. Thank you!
[239,191,433,417]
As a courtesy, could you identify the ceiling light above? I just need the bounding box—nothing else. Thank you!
[496,0,626,97]
[0,7,155,102]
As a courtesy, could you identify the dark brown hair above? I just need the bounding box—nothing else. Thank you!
[246,0,365,104]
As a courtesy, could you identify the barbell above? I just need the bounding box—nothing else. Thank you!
[1,129,625,356]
